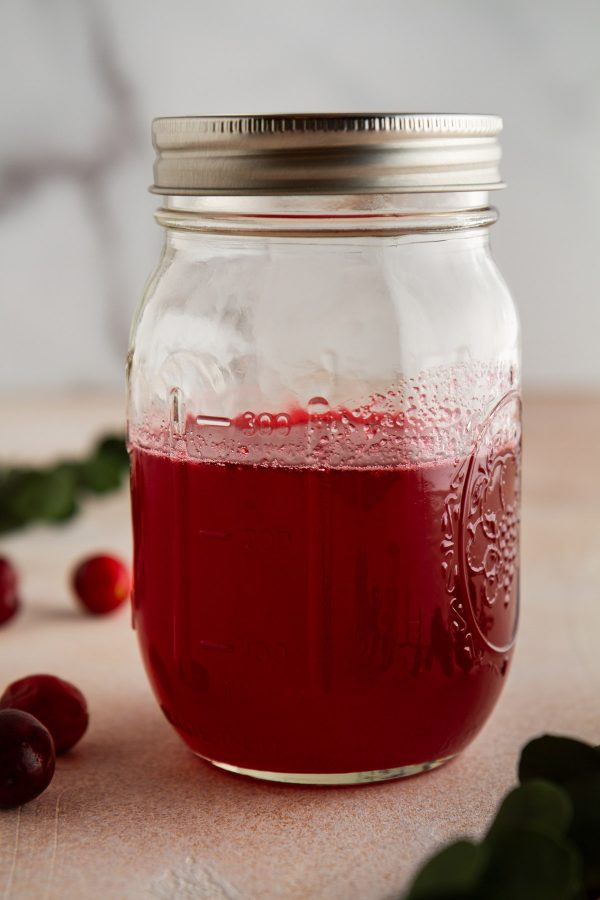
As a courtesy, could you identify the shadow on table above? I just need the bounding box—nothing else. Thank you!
[33,606,83,622]
[22,698,456,899]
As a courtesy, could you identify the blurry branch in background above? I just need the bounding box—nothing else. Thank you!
[0,435,129,535]
[0,0,141,359]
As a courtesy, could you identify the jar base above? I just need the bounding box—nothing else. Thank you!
[200,754,455,785]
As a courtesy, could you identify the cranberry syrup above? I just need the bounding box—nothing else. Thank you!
[130,401,520,775]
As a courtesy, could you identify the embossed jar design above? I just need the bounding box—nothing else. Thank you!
[128,114,521,784]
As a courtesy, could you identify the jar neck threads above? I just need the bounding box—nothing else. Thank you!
[155,192,498,236]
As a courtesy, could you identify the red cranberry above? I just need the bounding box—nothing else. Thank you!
[0,556,20,626]
[0,709,55,808]
[0,674,88,755]
[72,554,130,615]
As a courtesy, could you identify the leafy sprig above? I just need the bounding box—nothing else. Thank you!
[405,734,600,900]
[0,435,129,535]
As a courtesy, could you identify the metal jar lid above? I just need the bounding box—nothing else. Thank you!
[151,113,503,196]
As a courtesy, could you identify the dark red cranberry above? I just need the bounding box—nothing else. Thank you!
[0,709,55,808]
[0,556,20,626]
[72,554,130,615]
[0,674,88,755]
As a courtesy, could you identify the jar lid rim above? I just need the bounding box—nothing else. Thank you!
[151,113,504,195]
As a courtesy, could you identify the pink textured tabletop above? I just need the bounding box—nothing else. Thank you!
[1,393,599,900]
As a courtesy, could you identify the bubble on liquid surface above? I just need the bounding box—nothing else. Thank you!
[133,361,518,470]
[308,396,330,416]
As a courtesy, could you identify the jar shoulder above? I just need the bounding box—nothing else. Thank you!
[131,234,518,356]
[128,233,519,429]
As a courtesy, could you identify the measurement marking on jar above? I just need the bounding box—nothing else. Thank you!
[240,411,291,436]
[199,640,234,653]
[196,414,231,427]
[198,529,230,540]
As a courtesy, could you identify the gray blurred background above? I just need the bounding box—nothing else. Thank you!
[1,0,599,392]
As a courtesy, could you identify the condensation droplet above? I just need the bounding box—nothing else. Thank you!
[371,392,386,410]
[321,350,338,374]
[157,362,518,471]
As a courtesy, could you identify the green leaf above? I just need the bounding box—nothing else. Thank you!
[39,467,79,521]
[485,781,572,845]
[95,434,129,469]
[79,454,124,493]
[405,840,489,899]
[53,459,85,487]
[565,774,600,897]
[0,432,128,534]
[519,735,600,786]
[7,467,76,523]
[0,468,29,532]
[479,827,582,900]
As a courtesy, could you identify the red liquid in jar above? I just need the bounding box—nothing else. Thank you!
[130,412,519,775]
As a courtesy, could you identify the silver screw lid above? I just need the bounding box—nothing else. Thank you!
[151,113,503,196]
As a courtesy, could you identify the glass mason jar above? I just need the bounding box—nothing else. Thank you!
[128,114,521,784]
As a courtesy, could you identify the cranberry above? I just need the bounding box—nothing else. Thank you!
[0,556,20,626]
[0,709,55,808]
[0,674,88,755]
[72,554,130,615]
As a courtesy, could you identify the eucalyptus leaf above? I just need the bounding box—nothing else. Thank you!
[485,780,572,845]
[405,840,489,899]
[479,827,582,900]
[519,736,600,786]
[0,468,29,531]
[404,734,600,900]
[0,433,128,534]
[53,460,86,488]
[565,774,600,897]
[95,434,129,468]
[79,454,124,493]
[10,468,76,522]
[41,468,79,521]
